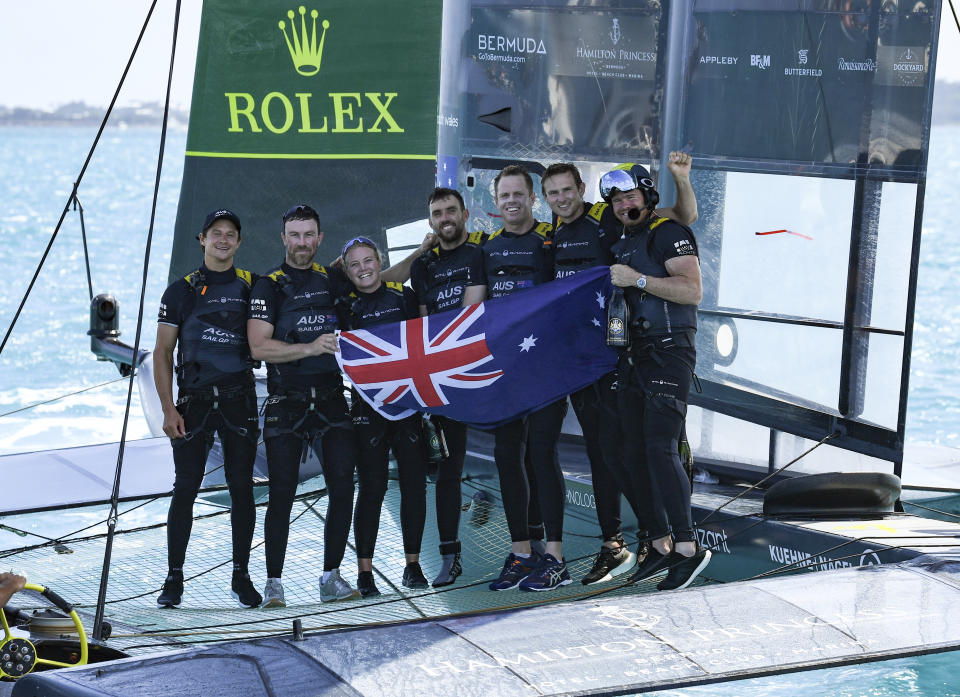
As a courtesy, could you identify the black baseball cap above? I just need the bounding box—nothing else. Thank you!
[199,209,242,238]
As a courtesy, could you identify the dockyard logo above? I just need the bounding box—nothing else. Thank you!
[279,6,331,76]
[892,46,926,85]
[609,18,621,45]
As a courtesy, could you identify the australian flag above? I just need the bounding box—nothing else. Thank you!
[336,266,618,428]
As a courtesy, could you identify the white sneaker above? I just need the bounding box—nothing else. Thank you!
[319,569,360,602]
[261,578,286,608]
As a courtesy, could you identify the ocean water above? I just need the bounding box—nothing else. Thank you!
[1,124,959,456]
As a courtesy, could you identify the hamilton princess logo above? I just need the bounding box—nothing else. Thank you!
[609,18,621,45]
[279,6,331,76]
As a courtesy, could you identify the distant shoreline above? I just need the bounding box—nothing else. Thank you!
[3,85,960,126]
[0,102,189,128]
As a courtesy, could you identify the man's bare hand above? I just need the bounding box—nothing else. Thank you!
[666,150,692,179]
[162,407,186,439]
[0,572,26,607]
[418,232,438,253]
[307,333,339,356]
[610,263,642,288]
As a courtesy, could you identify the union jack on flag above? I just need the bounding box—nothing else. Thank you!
[338,303,503,411]
[336,266,618,428]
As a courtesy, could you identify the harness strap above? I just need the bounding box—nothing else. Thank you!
[264,387,352,463]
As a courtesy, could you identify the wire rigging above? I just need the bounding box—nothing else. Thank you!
[92,0,183,642]
[0,0,163,358]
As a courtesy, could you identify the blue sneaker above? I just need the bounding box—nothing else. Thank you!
[520,554,572,592]
[489,552,540,591]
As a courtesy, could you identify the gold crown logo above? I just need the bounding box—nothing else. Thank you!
[278,6,331,77]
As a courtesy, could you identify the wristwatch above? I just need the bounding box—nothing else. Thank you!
[635,274,647,290]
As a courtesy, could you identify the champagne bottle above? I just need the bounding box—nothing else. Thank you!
[422,415,449,467]
[607,288,630,347]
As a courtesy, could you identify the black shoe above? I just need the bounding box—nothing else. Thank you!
[157,570,183,608]
[357,571,381,598]
[432,553,463,588]
[581,544,637,585]
[657,549,712,591]
[470,491,491,527]
[231,570,262,608]
[402,562,429,589]
[629,545,671,583]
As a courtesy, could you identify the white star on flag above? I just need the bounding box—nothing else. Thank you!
[595,291,606,309]
[519,335,537,352]
[592,317,602,327]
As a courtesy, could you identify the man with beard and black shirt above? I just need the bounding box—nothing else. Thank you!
[154,209,261,609]
[481,165,572,592]
[248,204,435,607]
[339,236,430,597]
[409,187,487,588]
[541,153,698,586]
[601,163,711,591]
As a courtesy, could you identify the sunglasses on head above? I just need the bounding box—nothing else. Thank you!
[341,236,379,259]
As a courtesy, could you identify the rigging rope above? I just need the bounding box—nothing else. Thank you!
[0,0,162,358]
[93,0,183,641]
[73,194,94,302]
[697,430,838,527]
[0,377,127,419]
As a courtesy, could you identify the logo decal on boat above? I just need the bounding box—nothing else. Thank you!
[279,6,331,77]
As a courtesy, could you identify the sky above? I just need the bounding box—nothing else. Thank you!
[0,1,958,111]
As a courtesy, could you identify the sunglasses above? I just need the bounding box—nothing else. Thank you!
[599,169,655,200]
[341,236,379,259]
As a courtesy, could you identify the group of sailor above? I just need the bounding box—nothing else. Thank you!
[152,153,711,609]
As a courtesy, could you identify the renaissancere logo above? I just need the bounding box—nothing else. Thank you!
[838,57,876,72]
[279,6,331,76]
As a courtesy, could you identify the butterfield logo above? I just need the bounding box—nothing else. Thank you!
[279,6,331,77]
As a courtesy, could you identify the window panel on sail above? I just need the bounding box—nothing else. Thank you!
[773,434,897,476]
[683,2,934,177]
[713,172,853,321]
[685,407,773,471]
[687,406,901,476]
[871,181,917,332]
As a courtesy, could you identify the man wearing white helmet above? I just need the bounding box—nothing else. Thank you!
[600,163,711,591]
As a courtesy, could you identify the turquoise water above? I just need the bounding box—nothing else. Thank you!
[647,651,960,696]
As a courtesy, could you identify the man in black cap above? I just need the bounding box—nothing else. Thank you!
[600,164,711,591]
[154,208,262,609]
